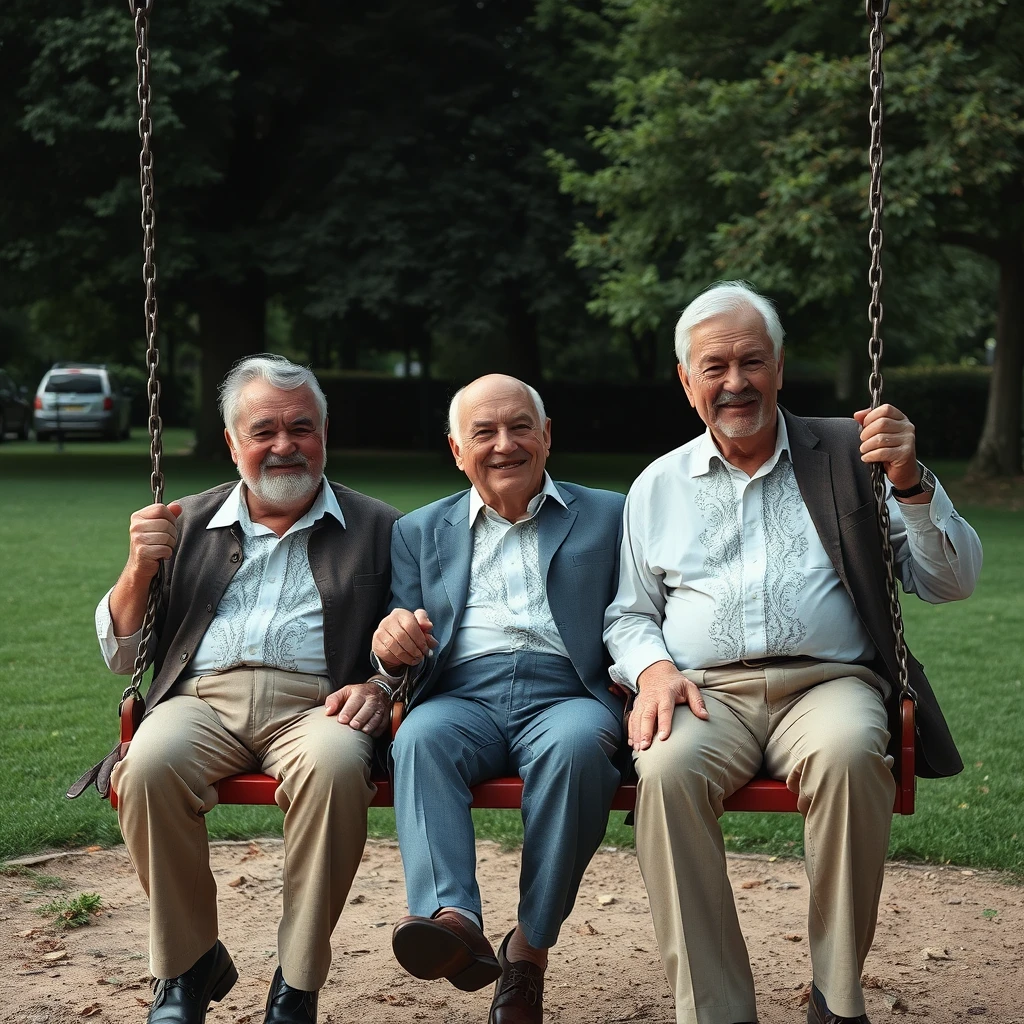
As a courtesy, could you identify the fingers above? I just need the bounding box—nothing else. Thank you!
[857,405,917,484]
[683,679,710,721]
[327,685,390,734]
[128,502,182,576]
[630,673,709,751]
[413,608,436,642]
[372,608,435,668]
[636,691,661,750]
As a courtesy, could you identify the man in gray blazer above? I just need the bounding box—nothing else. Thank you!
[373,374,625,1024]
[79,355,399,1024]
[604,282,982,1024]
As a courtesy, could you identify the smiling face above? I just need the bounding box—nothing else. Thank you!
[679,304,784,449]
[448,375,551,521]
[226,378,327,515]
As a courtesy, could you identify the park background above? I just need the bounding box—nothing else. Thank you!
[0,1,1021,879]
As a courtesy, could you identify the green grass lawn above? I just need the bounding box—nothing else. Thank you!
[0,438,1021,876]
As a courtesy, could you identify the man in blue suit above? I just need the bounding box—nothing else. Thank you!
[372,374,625,1024]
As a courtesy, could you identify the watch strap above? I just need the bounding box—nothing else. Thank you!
[891,463,935,498]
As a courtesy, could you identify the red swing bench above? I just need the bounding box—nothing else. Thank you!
[109,0,916,819]
[111,695,917,814]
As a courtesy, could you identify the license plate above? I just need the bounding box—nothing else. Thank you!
[59,405,86,412]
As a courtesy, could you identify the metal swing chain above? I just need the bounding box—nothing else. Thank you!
[123,0,165,712]
[865,0,912,705]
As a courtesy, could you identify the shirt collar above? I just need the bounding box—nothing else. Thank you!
[206,476,345,536]
[689,414,791,479]
[468,471,566,526]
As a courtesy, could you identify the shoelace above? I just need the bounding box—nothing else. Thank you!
[503,963,540,1005]
[151,973,196,1004]
[269,981,315,1012]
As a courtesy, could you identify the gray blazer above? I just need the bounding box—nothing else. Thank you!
[389,481,626,721]
[784,409,963,778]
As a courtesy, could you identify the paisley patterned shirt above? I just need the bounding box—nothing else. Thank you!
[96,479,345,678]
[605,415,977,689]
[604,418,877,687]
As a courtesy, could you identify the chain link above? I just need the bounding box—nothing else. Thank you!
[124,0,163,710]
[865,4,912,706]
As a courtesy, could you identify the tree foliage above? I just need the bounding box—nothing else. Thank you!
[555,0,1023,472]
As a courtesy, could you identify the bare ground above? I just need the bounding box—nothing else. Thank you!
[1,840,1021,1024]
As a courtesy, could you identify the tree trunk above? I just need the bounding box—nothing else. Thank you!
[969,249,1024,478]
[195,273,267,458]
[629,330,659,381]
[503,285,543,385]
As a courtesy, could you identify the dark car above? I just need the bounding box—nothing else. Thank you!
[33,364,132,441]
[0,369,32,441]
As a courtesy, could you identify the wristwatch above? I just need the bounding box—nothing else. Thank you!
[890,463,936,499]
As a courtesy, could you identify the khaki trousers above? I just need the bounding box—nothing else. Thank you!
[111,668,375,991]
[634,660,895,1024]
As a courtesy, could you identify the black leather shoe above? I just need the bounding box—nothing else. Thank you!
[148,940,237,1023]
[807,983,870,1024]
[264,966,318,1024]
[488,929,544,1024]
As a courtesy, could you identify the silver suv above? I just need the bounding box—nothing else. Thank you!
[33,363,132,441]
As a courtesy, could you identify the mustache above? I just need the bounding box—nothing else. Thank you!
[714,388,761,408]
[261,452,310,471]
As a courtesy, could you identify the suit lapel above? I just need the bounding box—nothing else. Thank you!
[784,409,850,593]
[435,494,472,650]
[539,485,578,614]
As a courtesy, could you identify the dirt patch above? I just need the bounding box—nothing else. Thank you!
[1,841,1021,1023]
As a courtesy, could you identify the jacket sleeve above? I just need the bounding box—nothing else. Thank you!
[888,472,983,603]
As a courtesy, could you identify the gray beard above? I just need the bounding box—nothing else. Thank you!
[239,453,326,510]
[712,391,768,438]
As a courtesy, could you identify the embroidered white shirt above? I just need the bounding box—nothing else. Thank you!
[446,473,570,670]
[603,417,983,690]
[95,478,344,677]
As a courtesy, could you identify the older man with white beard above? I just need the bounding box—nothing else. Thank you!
[90,355,400,1024]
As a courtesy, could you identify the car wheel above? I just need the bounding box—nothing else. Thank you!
[36,431,50,443]
[0,413,6,443]
[18,417,29,440]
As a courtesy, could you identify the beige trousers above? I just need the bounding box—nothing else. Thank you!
[111,668,376,991]
[634,660,896,1024]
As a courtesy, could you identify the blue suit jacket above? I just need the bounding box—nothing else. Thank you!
[389,480,626,721]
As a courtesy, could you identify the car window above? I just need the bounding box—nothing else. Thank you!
[45,373,104,394]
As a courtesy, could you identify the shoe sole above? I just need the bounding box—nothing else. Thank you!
[392,919,501,992]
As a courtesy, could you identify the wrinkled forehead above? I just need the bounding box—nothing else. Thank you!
[236,380,321,428]
[459,382,540,429]
[690,307,775,362]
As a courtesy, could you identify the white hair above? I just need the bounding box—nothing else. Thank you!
[674,281,785,370]
[447,379,547,444]
[218,354,328,437]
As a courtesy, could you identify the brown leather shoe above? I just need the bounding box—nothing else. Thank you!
[392,910,501,991]
[488,929,544,1024]
[807,984,870,1024]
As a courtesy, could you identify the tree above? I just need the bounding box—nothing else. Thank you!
[2,0,637,451]
[555,0,1022,473]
